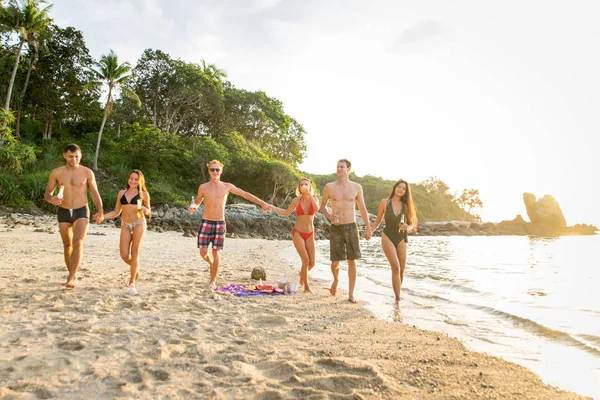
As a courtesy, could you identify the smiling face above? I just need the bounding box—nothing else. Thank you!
[394,182,407,199]
[128,172,140,188]
[63,150,81,168]
[208,163,222,177]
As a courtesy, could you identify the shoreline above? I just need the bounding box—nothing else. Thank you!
[0,217,589,399]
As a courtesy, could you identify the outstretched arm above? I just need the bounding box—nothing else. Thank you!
[103,190,124,220]
[271,198,299,217]
[230,185,270,211]
[356,184,372,240]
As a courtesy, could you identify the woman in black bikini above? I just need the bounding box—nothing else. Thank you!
[369,179,418,304]
[271,178,319,293]
[103,169,151,294]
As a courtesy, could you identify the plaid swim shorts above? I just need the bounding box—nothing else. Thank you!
[197,219,226,250]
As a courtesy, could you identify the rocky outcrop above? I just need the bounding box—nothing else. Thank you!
[523,193,567,228]
[1,202,597,238]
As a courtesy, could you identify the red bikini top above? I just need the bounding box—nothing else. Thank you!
[296,201,316,216]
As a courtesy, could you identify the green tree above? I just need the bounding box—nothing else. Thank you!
[0,0,52,126]
[24,25,99,139]
[90,49,140,170]
[456,188,483,214]
[132,48,172,129]
[420,176,450,195]
[0,108,35,173]
[223,84,306,165]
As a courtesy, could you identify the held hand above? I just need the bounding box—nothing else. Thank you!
[93,213,104,224]
[363,229,372,240]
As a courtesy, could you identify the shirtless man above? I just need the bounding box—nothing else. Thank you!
[44,144,103,288]
[188,160,270,289]
[319,159,372,303]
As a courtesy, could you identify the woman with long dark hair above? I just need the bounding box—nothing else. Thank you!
[369,179,418,304]
[103,169,151,295]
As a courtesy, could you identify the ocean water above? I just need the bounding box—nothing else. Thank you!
[284,234,600,398]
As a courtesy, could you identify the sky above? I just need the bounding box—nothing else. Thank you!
[51,0,600,225]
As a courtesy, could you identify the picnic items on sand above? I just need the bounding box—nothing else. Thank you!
[216,280,297,297]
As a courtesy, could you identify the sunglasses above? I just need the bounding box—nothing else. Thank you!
[209,168,221,172]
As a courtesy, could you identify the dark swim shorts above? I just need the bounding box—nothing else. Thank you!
[57,205,89,224]
[329,222,361,261]
[197,219,226,250]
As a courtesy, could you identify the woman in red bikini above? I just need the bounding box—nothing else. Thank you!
[271,178,319,293]
[102,169,151,295]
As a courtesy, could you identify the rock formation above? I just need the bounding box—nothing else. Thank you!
[523,193,567,227]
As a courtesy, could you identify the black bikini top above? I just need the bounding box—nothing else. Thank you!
[120,191,141,205]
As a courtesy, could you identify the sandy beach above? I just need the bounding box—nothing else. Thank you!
[0,214,589,399]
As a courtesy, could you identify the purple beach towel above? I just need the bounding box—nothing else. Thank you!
[215,284,295,297]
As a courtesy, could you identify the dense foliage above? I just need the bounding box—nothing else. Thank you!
[0,2,482,222]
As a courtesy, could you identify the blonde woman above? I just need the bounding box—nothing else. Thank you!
[369,179,418,304]
[271,178,319,293]
[103,169,151,294]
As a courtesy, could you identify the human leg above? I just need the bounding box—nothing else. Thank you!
[396,240,407,292]
[66,218,89,287]
[347,259,357,303]
[119,224,133,265]
[128,219,146,287]
[292,231,312,293]
[330,261,340,296]
[209,249,221,289]
[343,223,361,303]
[58,222,73,285]
[382,233,402,303]
[329,225,346,296]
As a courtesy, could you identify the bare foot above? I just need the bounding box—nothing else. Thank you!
[209,281,217,290]
[65,281,77,289]
[348,296,357,304]
[304,287,313,294]
[329,280,338,296]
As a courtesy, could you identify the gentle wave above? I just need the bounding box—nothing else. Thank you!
[466,304,600,357]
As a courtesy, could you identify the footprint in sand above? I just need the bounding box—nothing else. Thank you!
[204,365,230,377]
[56,340,85,351]
[148,369,170,381]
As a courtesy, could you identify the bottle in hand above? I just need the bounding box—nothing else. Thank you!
[398,214,405,232]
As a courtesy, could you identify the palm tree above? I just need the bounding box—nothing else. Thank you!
[90,49,140,170]
[0,0,53,128]
[199,59,227,81]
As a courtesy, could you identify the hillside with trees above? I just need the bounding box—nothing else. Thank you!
[0,0,482,223]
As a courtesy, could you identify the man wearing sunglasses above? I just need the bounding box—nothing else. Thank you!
[188,159,271,289]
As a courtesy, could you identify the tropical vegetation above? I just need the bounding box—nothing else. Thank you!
[0,2,482,223]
